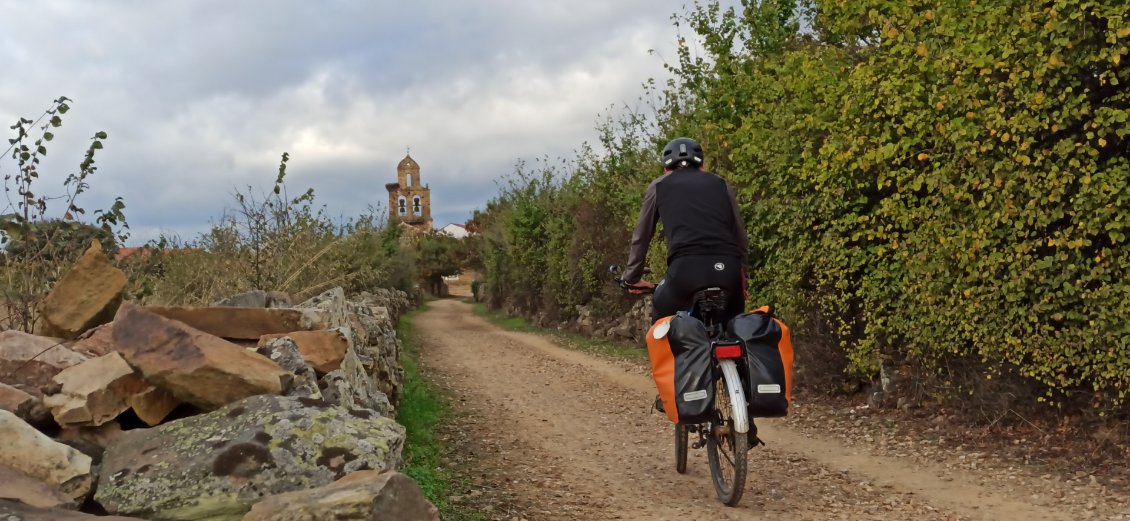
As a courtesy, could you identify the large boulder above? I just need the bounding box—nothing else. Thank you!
[318,347,392,417]
[255,337,321,400]
[256,330,348,374]
[266,291,293,308]
[356,289,412,324]
[55,422,127,466]
[0,410,92,501]
[0,331,88,391]
[298,287,349,329]
[37,241,127,340]
[69,323,116,357]
[0,382,49,425]
[41,352,179,428]
[43,353,148,427]
[242,470,438,521]
[0,465,76,510]
[72,326,183,425]
[0,500,146,520]
[95,394,405,521]
[111,303,291,410]
[214,290,270,308]
[368,306,394,332]
[352,306,404,406]
[212,290,293,309]
[128,386,181,426]
[141,306,331,340]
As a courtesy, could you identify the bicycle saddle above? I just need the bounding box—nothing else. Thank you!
[692,287,729,322]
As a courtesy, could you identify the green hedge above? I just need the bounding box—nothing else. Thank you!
[475,0,1129,407]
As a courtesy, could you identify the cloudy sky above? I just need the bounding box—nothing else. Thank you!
[0,0,732,245]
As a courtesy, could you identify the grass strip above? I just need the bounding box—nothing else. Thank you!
[397,304,488,521]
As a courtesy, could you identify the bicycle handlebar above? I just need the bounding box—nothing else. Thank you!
[608,264,656,294]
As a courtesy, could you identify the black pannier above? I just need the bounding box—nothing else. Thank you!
[646,312,717,424]
[727,308,793,418]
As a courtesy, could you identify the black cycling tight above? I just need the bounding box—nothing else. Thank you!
[651,254,744,324]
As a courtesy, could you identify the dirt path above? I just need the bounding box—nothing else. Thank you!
[414,299,1128,521]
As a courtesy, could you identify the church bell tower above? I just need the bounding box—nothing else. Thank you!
[385,153,433,230]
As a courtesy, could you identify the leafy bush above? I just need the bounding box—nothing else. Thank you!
[126,153,415,305]
[0,97,128,331]
[472,0,1130,411]
[414,231,461,295]
[3,218,119,261]
[476,125,663,316]
[1,102,421,333]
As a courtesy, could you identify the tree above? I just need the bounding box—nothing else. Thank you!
[415,232,461,295]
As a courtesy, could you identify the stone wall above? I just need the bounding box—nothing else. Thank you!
[520,296,653,346]
[0,242,437,520]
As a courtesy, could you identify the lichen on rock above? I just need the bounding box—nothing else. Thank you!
[95,394,404,520]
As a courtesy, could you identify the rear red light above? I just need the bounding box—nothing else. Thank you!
[714,343,742,359]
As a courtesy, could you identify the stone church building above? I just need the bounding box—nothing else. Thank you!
[384,153,480,298]
[385,154,432,230]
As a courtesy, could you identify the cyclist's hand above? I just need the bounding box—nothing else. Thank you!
[626,279,655,295]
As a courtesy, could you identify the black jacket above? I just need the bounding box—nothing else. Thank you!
[624,167,748,283]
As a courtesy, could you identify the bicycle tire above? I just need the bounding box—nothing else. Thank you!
[675,424,689,474]
[706,360,749,506]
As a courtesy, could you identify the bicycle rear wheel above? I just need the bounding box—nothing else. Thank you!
[675,424,688,474]
[706,361,748,506]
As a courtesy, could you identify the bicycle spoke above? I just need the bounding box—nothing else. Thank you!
[707,362,748,507]
[719,442,736,466]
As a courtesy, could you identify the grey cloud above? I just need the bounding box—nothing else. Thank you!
[1,0,738,245]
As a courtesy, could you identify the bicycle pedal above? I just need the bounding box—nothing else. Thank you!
[748,435,765,449]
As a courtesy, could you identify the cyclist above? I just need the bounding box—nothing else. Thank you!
[622,137,749,325]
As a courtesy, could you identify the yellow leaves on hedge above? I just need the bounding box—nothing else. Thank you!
[1048,54,1063,67]
[1034,91,1045,104]
[917,153,930,161]
[886,27,900,39]
[917,43,929,57]
[1117,26,1130,38]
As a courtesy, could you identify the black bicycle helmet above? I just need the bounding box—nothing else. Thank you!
[662,137,704,168]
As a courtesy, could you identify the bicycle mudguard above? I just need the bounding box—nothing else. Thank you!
[727,307,794,417]
[646,312,715,424]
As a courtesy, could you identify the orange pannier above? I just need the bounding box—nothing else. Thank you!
[645,313,715,424]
